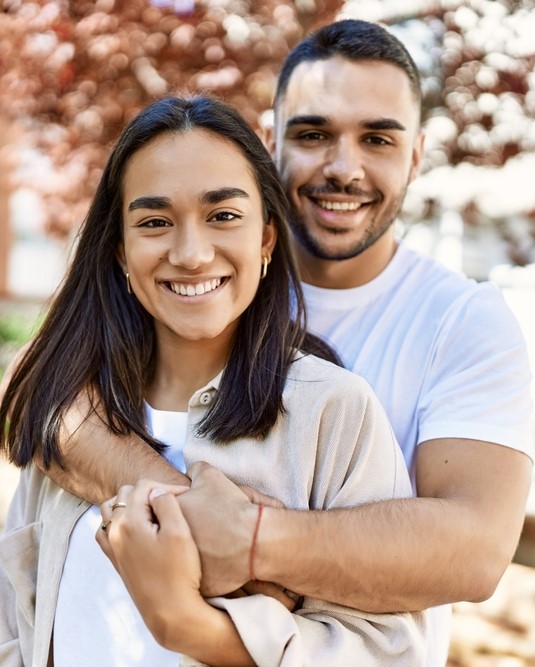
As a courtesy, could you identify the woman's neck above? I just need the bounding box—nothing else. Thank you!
[147,337,229,412]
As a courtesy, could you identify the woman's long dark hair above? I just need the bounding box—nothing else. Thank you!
[0,96,339,469]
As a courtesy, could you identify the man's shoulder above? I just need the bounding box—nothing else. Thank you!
[396,243,506,312]
[396,243,471,292]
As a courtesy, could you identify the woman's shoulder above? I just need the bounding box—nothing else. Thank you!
[286,352,375,397]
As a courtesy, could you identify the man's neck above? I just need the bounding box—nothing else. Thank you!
[296,237,398,290]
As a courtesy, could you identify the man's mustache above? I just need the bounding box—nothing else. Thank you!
[298,183,380,199]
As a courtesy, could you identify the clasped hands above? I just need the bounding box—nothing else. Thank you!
[96,461,297,612]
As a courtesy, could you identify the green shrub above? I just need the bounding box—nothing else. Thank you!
[0,311,40,382]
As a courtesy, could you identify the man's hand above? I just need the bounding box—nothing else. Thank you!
[177,461,284,597]
[238,485,285,509]
[98,474,296,611]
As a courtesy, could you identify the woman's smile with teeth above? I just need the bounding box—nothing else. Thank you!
[316,200,363,211]
[167,277,222,296]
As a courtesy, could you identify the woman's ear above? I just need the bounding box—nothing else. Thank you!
[262,219,278,258]
[116,243,127,273]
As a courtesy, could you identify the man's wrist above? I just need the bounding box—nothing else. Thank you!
[250,506,286,584]
[248,503,264,582]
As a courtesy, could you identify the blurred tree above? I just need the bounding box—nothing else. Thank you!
[0,0,534,264]
[0,0,342,236]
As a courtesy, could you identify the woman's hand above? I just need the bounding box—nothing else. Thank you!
[97,480,205,646]
[96,479,256,665]
[98,473,298,613]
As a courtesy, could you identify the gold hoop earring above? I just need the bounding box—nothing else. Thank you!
[125,272,132,294]
[260,255,271,280]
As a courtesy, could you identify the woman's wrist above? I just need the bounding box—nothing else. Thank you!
[161,597,254,666]
[149,593,211,652]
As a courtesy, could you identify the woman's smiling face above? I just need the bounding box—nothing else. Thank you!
[118,129,277,352]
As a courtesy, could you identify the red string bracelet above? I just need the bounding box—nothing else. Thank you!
[249,503,264,583]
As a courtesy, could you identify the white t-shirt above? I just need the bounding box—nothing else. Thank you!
[302,241,534,667]
[53,407,188,667]
[303,242,533,479]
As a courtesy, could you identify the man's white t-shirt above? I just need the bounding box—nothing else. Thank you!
[54,407,188,667]
[303,242,533,477]
[302,241,534,666]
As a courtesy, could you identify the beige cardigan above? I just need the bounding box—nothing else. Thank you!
[0,353,428,666]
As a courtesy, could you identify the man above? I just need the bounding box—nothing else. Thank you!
[4,19,533,665]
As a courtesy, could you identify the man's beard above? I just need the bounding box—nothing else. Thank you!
[288,183,408,262]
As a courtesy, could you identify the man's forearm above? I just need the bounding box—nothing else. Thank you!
[38,435,187,504]
[248,440,532,613]
[41,396,188,504]
[254,498,465,613]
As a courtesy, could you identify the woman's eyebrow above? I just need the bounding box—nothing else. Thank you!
[128,195,172,212]
[127,188,249,212]
[200,187,249,204]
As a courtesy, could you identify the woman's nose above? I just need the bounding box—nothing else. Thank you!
[167,224,215,269]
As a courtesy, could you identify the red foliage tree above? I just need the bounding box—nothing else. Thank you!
[0,0,341,236]
[1,0,534,261]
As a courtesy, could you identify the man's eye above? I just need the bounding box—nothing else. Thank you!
[299,131,326,142]
[365,136,391,146]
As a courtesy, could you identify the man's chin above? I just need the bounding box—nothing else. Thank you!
[297,237,367,262]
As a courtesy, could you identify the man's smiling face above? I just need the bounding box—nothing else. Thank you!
[272,57,424,266]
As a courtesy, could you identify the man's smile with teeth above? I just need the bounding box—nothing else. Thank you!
[315,199,365,211]
[167,277,223,296]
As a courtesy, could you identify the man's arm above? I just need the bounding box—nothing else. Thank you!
[177,440,532,612]
[257,439,532,611]
[97,480,427,666]
[4,358,531,611]
[39,391,189,504]
[1,348,186,504]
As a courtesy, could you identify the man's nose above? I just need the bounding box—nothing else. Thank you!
[322,137,365,186]
[167,224,215,270]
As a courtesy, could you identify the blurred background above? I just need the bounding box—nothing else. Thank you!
[0,0,534,664]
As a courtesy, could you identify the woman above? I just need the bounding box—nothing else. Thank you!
[0,96,427,666]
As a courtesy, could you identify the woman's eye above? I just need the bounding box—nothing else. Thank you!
[139,218,169,228]
[210,211,240,223]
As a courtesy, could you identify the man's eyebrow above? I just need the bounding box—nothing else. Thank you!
[285,115,406,132]
[362,118,406,132]
[128,195,172,212]
[200,187,250,204]
[286,115,328,129]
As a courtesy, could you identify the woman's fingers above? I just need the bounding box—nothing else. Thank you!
[95,515,117,566]
[149,489,192,537]
[97,481,192,554]
[99,481,189,531]
[100,485,132,519]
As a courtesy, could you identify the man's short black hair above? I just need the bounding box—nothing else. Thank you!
[275,19,422,116]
